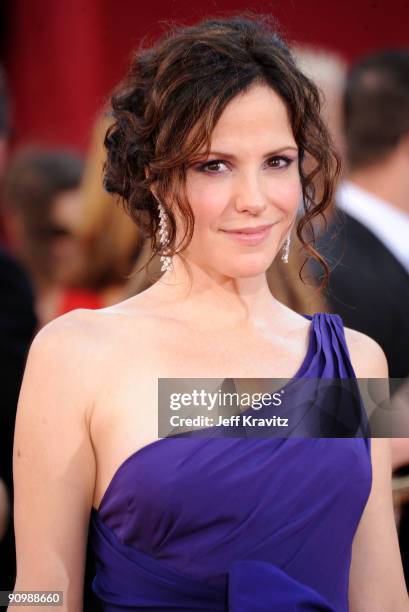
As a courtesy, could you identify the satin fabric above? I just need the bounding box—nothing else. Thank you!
[90,313,372,611]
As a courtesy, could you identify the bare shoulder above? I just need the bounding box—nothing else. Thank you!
[31,301,152,366]
[30,307,110,373]
[343,326,389,378]
[33,304,123,345]
[20,310,104,430]
[28,305,154,405]
[29,299,168,398]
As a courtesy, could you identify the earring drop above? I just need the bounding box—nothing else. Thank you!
[158,202,173,272]
[281,234,290,264]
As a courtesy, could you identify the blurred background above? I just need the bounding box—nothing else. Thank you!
[1,0,408,152]
[0,0,408,605]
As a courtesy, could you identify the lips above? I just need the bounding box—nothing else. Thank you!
[221,223,275,234]
[220,223,275,246]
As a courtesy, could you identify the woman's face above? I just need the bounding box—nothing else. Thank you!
[182,83,301,279]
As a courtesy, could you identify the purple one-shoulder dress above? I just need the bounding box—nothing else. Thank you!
[90,313,372,611]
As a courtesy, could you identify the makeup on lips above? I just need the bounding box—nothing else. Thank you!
[219,223,276,246]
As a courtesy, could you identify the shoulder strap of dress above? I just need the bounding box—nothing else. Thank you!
[316,312,357,378]
[316,313,372,445]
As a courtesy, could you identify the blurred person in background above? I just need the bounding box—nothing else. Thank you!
[316,50,409,379]
[315,49,409,587]
[296,48,409,543]
[2,148,85,326]
[0,64,37,592]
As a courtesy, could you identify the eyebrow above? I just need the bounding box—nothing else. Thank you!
[205,146,299,160]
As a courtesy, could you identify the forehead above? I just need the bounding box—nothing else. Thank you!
[210,83,295,150]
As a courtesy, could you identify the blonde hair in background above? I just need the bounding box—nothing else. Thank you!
[78,114,142,290]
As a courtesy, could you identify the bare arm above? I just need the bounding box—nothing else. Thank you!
[346,329,409,611]
[12,311,97,610]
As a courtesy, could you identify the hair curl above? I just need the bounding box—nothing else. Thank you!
[104,14,341,288]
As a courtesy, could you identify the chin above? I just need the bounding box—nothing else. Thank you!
[216,253,274,279]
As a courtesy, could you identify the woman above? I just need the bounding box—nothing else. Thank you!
[13,16,408,611]
[3,148,86,326]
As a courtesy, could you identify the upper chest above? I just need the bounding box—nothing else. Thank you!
[90,314,314,505]
[95,325,310,438]
[93,315,313,416]
[140,318,312,377]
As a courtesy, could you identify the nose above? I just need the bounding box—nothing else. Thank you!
[232,171,267,215]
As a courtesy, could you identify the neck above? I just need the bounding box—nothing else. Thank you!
[150,256,284,330]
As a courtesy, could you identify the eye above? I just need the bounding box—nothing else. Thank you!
[196,160,228,174]
[266,156,294,169]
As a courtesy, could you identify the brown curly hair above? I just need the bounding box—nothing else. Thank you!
[104,14,341,288]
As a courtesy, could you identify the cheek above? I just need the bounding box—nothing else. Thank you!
[186,176,230,228]
[265,175,302,212]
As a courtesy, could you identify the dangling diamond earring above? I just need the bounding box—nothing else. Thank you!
[281,234,290,264]
[158,202,173,272]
